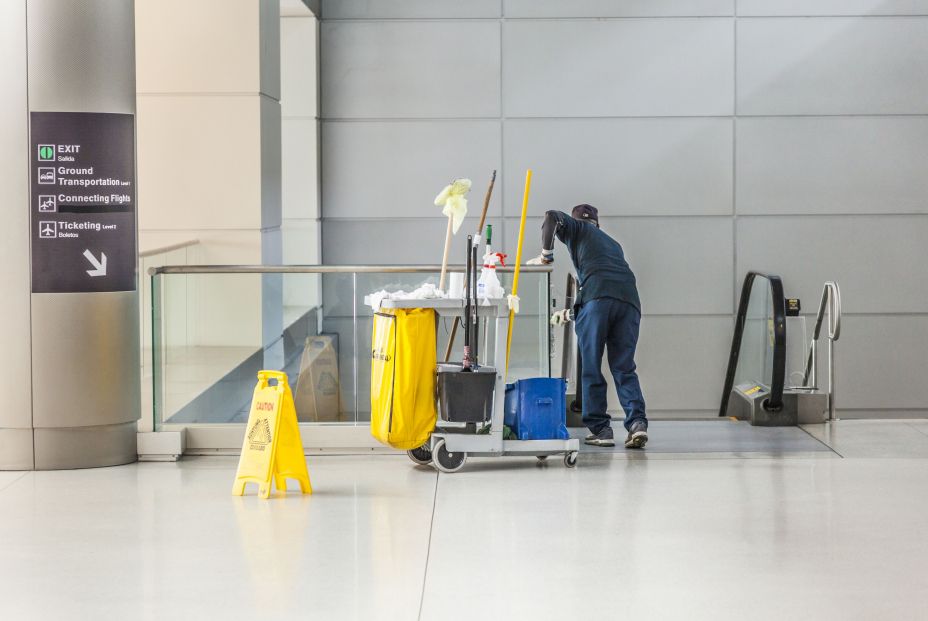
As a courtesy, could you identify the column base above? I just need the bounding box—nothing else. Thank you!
[33,421,138,470]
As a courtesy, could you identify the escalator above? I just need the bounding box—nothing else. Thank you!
[720,272,840,426]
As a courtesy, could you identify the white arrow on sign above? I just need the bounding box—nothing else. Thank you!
[83,250,107,277]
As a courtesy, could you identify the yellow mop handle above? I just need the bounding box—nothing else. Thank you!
[506,169,532,374]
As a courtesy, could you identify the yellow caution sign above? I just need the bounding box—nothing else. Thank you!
[232,371,312,499]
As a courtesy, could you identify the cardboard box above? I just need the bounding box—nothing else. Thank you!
[294,335,344,422]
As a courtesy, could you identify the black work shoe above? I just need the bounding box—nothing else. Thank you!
[584,427,615,447]
[624,421,648,449]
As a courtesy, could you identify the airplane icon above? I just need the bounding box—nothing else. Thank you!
[39,195,57,212]
[39,221,57,239]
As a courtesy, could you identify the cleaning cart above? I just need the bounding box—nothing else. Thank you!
[371,296,580,473]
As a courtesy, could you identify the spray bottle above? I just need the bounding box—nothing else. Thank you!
[477,252,506,301]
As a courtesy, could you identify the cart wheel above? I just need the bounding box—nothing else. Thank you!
[564,451,579,468]
[536,455,548,462]
[407,444,432,466]
[432,439,467,473]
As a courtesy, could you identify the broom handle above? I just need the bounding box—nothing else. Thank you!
[438,216,453,291]
[444,170,497,359]
[477,170,496,235]
[506,169,532,375]
[443,318,459,362]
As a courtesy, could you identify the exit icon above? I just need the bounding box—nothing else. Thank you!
[38,144,55,161]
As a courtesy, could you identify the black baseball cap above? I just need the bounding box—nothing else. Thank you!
[571,204,599,224]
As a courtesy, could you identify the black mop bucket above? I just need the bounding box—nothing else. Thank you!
[437,363,497,423]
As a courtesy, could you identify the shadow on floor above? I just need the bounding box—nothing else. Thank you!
[570,419,835,455]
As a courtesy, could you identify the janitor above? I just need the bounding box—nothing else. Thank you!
[528,205,648,448]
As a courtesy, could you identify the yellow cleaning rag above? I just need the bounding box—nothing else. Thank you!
[434,178,472,234]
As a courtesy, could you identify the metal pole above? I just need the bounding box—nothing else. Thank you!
[828,337,837,421]
[810,339,818,390]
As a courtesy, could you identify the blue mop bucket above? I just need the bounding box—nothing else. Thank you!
[504,378,570,441]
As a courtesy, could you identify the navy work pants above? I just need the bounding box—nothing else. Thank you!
[574,297,647,434]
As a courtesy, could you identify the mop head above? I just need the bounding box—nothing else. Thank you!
[434,178,472,234]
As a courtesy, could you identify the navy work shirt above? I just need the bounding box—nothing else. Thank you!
[543,210,641,312]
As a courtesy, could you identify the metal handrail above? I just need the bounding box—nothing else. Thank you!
[149,264,553,276]
[802,281,842,421]
[139,238,200,258]
[719,272,788,416]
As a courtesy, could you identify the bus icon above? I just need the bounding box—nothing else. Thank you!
[39,221,57,239]
[38,167,56,184]
[38,195,57,212]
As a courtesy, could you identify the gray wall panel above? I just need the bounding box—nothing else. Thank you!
[737,117,928,215]
[503,217,734,316]
[322,121,501,218]
[738,18,928,115]
[321,21,500,118]
[737,216,928,314]
[26,0,135,113]
[261,97,283,230]
[503,19,734,117]
[260,0,281,100]
[506,0,733,17]
[323,217,504,265]
[320,7,928,418]
[836,316,928,410]
[322,0,501,19]
[503,118,733,217]
[631,316,733,411]
[738,0,928,16]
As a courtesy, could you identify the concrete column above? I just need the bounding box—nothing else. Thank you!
[281,5,321,310]
[0,0,140,470]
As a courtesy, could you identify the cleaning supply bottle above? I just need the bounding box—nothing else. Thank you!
[477,252,506,301]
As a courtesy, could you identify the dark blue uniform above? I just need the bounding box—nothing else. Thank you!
[543,210,647,435]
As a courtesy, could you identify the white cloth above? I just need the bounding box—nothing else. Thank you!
[368,283,446,310]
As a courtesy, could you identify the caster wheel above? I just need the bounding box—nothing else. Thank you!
[407,444,432,466]
[564,451,579,468]
[536,455,548,462]
[432,439,467,473]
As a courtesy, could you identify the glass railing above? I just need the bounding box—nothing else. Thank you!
[138,240,201,427]
[719,272,786,415]
[149,265,552,430]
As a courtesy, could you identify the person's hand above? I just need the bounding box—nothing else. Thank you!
[550,309,573,326]
[507,294,520,314]
[526,250,553,266]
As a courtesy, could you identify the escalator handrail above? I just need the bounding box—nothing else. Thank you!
[719,272,787,416]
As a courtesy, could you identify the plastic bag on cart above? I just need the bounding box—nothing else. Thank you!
[370,308,437,450]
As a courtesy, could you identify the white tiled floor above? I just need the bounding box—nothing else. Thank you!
[1,422,927,620]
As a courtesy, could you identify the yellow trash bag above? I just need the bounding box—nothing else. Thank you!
[370,308,437,450]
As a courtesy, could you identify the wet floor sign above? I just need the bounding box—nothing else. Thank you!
[232,371,312,499]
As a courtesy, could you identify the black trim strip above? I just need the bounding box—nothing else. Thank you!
[719,272,787,416]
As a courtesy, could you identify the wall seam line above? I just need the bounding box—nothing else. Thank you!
[732,5,739,315]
